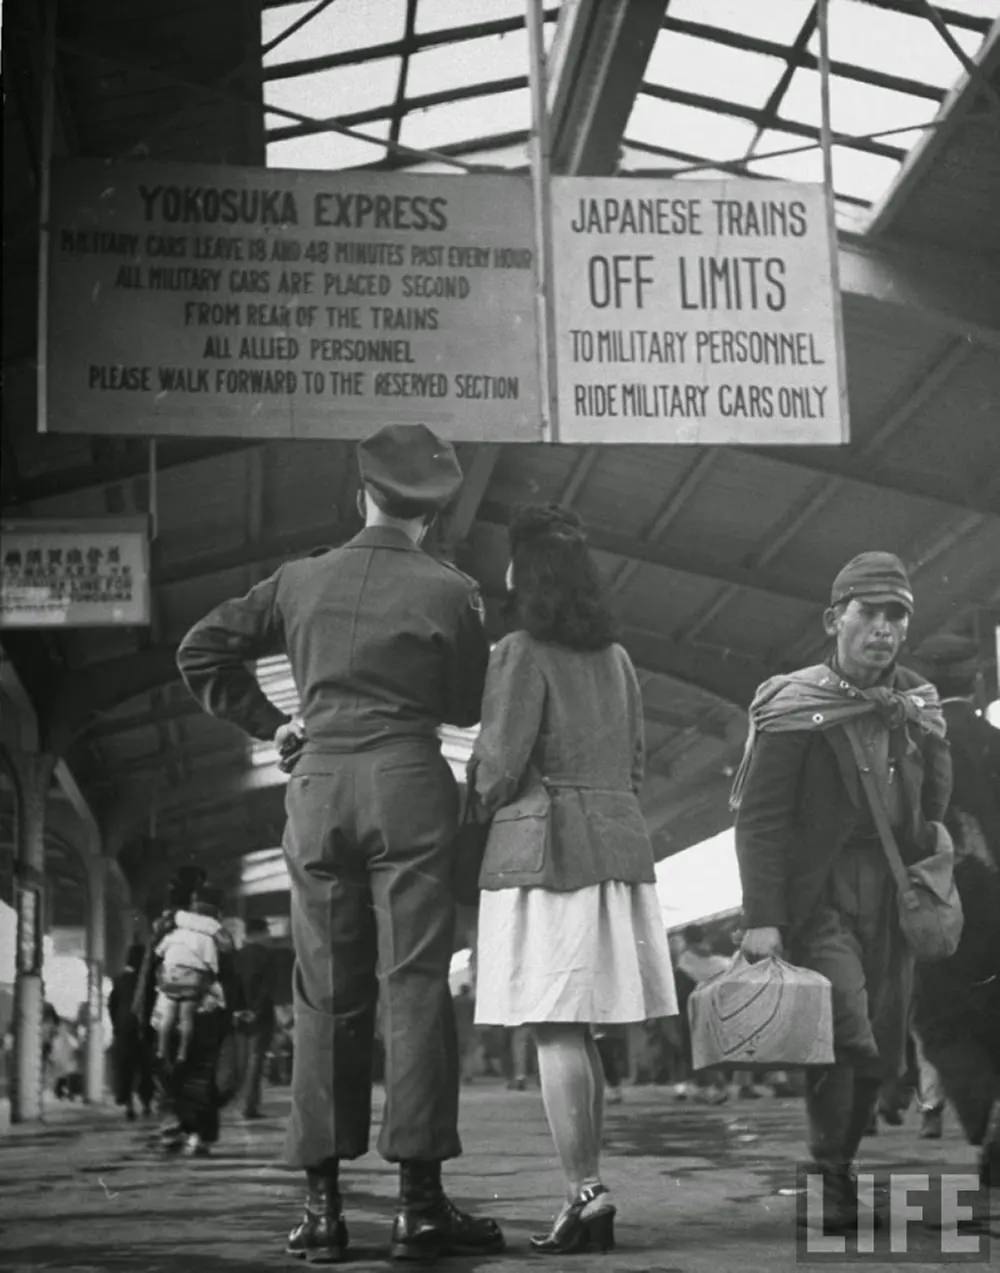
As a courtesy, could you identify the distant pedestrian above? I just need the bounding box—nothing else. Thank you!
[153,894,225,1064]
[108,943,154,1119]
[233,917,277,1118]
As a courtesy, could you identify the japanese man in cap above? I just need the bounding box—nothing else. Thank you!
[730,551,952,1233]
[177,423,500,1262]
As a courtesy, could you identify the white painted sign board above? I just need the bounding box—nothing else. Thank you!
[550,178,847,444]
[46,160,541,441]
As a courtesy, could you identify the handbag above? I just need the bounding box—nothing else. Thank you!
[844,723,963,962]
[452,788,491,907]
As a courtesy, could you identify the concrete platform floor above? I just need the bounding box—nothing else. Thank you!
[0,1082,994,1272]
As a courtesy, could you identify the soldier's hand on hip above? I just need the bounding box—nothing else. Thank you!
[741,926,783,962]
[275,717,306,773]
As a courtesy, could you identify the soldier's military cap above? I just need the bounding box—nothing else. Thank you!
[830,551,914,614]
[357,423,463,512]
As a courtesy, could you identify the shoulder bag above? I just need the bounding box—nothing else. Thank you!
[844,723,963,962]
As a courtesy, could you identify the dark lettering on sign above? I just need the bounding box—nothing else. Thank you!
[454,374,519,400]
[711,199,808,238]
[88,365,152,391]
[334,241,405,266]
[185,301,241,325]
[587,256,655,309]
[309,338,415,364]
[329,372,365,395]
[238,336,299,360]
[401,275,471,299]
[570,197,702,236]
[214,369,299,394]
[148,266,223,291]
[191,236,245,260]
[323,273,391,297]
[373,372,449,397]
[369,306,439,331]
[313,192,448,232]
[678,257,786,311]
[570,329,687,364]
[573,384,619,417]
[620,383,709,418]
[61,230,140,255]
[694,330,823,365]
[139,184,299,226]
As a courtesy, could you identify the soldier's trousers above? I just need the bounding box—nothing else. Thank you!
[281,741,461,1168]
[792,841,913,1166]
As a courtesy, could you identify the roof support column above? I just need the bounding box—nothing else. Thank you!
[8,749,55,1122]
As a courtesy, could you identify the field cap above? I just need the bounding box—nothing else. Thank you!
[830,551,913,614]
[357,423,462,511]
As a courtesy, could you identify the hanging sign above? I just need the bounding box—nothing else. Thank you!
[550,178,847,444]
[0,517,150,627]
[45,160,541,442]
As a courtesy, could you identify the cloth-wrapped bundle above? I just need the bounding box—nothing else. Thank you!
[688,954,834,1071]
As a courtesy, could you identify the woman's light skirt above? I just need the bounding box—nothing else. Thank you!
[474,880,678,1026]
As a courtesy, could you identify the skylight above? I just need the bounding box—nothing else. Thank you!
[261,0,998,225]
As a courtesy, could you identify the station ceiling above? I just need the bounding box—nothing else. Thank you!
[2,0,999,910]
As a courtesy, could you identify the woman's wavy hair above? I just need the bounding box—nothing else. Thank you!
[507,504,619,651]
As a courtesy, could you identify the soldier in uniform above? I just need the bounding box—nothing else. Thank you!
[176,424,503,1263]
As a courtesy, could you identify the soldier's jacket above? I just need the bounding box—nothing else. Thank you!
[176,526,489,753]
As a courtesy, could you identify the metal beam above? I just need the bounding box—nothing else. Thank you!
[547,0,669,175]
[839,235,1000,349]
[609,451,717,595]
[621,626,766,710]
[476,500,825,606]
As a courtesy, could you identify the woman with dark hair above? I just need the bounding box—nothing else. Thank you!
[470,504,677,1254]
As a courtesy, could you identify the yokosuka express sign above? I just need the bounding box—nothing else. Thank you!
[45,160,846,444]
[46,160,541,441]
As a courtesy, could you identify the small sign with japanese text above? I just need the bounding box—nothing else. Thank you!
[0,517,150,627]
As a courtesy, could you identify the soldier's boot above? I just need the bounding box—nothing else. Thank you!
[286,1160,348,1264]
[980,1096,1000,1189]
[800,1068,880,1235]
[389,1160,505,1262]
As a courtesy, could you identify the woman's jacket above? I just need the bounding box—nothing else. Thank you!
[471,631,657,892]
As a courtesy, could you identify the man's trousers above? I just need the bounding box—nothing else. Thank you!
[792,842,913,1166]
[281,741,461,1168]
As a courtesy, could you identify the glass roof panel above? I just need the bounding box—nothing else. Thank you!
[266,57,401,123]
[415,0,532,36]
[400,88,531,152]
[268,120,392,171]
[406,30,529,96]
[628,94,760,161]
[263,0,408,68]
[745,131,826,184]
[665,0,815,45]
[645,30,786,110]
[780,67,939,135]
[808,2,986,87]
[933,0,1000,15]
[401,140,530,174]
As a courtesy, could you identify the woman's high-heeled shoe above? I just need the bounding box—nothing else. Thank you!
[530,1183,616,1254]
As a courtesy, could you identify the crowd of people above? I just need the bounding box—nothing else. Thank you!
[106,873,282,1154]
[152,421,999,1261]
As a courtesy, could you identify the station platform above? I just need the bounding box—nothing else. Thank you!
[0,1081,993,1272]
